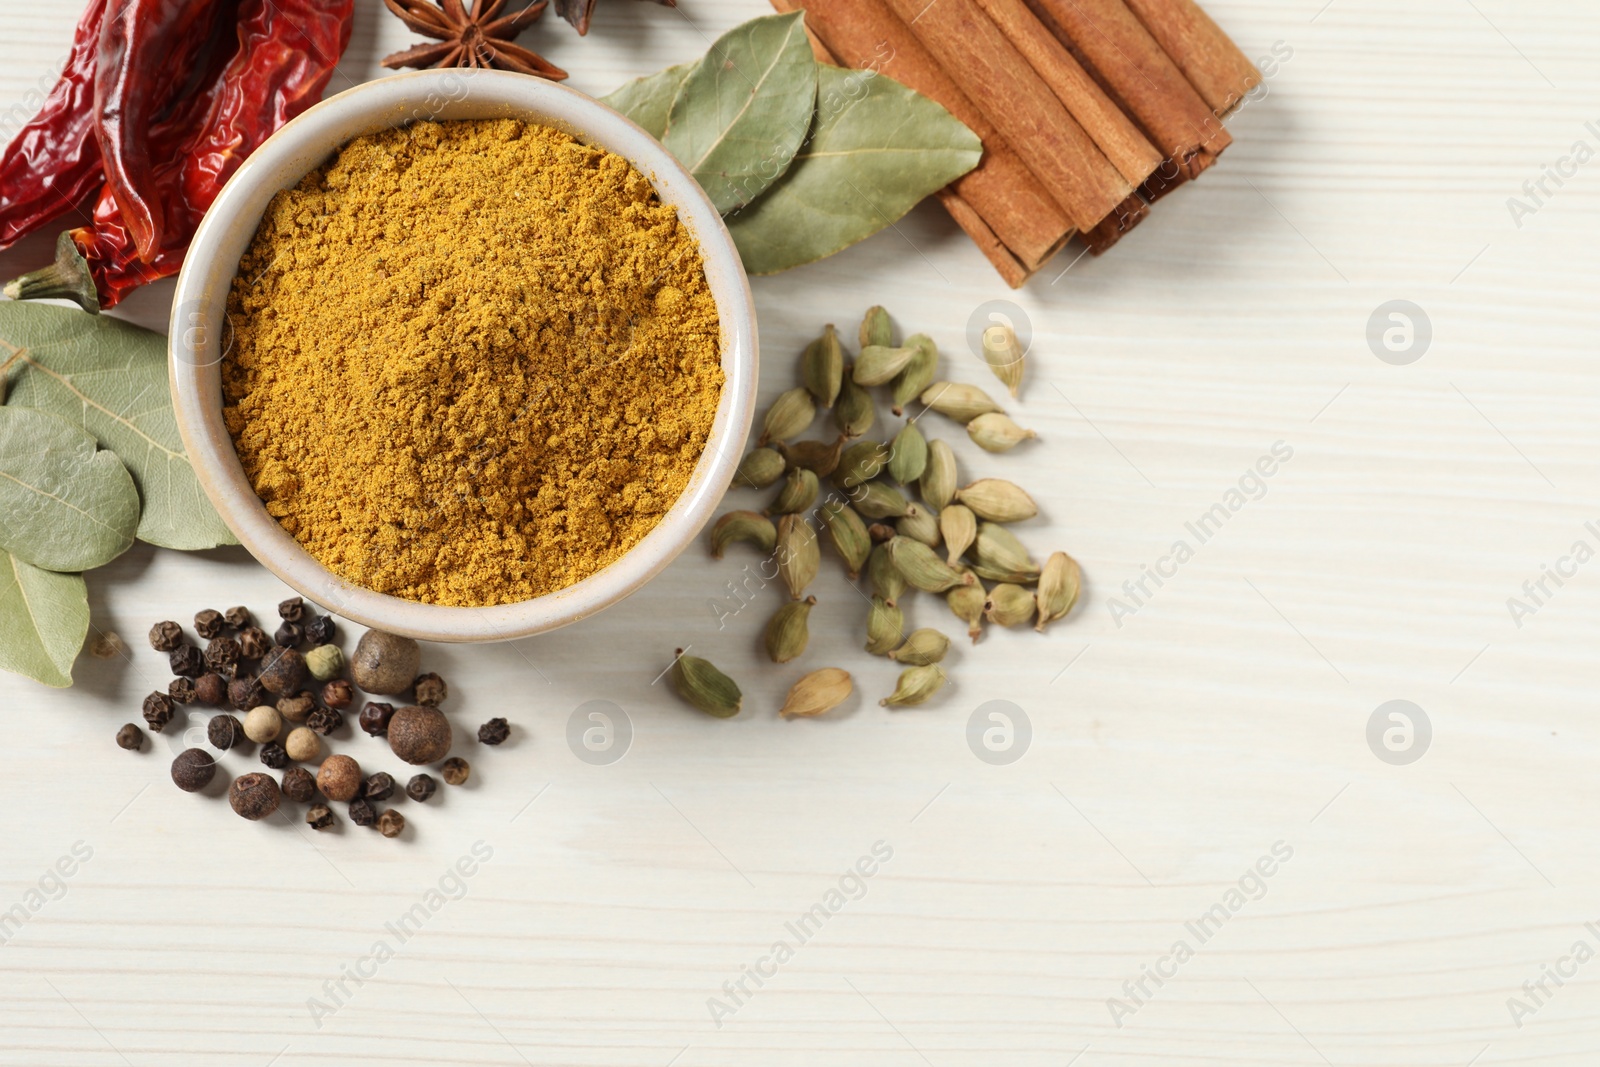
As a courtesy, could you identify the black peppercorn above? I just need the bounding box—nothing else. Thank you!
[278,596,306,622]
[148,620,183,652]
[413,672,448,707]
[274,621,303,648]
[361,772,396,801]
[238,626,271,660]
[477,718,510,745]
[377,809,405,838]
[204,636,240,672]
[142,692,174,732]
[306,706,344,735]
[194,672,227,706]
[348,797,376,827]
[277,690,317,724]
[207,713,245,750]
[194,609,225,639]
[171,748,217,792]
[116,723,143,751]
[305,615,335,645]
[406,774,436,802]
[322,679,354,709]
[168,677,197,705]
[307,803,335,830]
[259,742,289,769]
[358,701,395,736]
[441,757,470,786]
[228,674,264,712]
[281,766,317,803]
[224,605,252,629]
[229,773,281,820]
[169,644,204,678]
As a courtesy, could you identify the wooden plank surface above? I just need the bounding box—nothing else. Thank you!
[2,1,1599,1063]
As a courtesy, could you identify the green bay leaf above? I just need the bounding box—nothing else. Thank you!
[601,61,692,140]
[662,11,818,214]
[0,546,88,688]
[0,301,235,550]
[727,66,983,275]
[0,406,139,572]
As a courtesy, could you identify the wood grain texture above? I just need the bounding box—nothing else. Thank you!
[3,1,1600,1064]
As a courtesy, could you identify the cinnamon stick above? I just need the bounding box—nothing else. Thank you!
[1122,0,1261,117]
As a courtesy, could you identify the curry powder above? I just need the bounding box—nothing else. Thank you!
[221,118,723,606]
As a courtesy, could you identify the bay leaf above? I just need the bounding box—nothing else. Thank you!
[662,11,818,214]
[0,546,88,689]
[600,61,692,140]
[0,406,139,572]
[727,66,983,275]
[0,301,235,550]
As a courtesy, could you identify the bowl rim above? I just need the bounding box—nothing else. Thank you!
[168,69,758,643]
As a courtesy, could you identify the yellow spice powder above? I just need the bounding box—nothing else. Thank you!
[221,118,723,606]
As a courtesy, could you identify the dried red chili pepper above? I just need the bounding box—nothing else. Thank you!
[95,0,227,262]
[7,0,354,311]
[0,0,107,251]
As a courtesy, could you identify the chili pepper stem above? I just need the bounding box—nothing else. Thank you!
[3,232,100,314]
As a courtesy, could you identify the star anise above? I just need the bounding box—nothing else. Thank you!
[553,0,677,37]
[381,0,568,80]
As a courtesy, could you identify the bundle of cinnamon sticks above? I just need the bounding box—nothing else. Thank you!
[769,0,1260,286]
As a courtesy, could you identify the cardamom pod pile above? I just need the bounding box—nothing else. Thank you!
[673,308,1082,717]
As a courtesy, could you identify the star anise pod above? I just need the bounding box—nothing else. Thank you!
[553,0,677,37]
[381,0,568,80]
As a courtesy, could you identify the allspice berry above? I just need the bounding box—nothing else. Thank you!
[305,644,344,682]
[307,803,335,830]
[171,749,216,792]
[388,706,452,765]
[406,774,437,802]
[228,675,264,712]
[194,609,224,639]
[238,626,271,660]
[317,754,362,802]
[195,672,227,706]
[441,757,470,786]
[243,705,283,744]
[282,766,317,803]
[277,690,316,723]
[284,726,321,762]
[377,810,406,838]
[207,713,245,750]
[322,679,354,709]
[148,620,183,652]
[413,672,447,706]
[257,646,307,696]
[116,723,143,751]
[142,692,174,732]
[229,772,281,820]
[350,630,421,696]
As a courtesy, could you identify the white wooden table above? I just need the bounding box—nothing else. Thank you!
[3,1,1597,1063]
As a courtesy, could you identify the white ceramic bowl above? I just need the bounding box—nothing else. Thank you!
[169,69,758,642]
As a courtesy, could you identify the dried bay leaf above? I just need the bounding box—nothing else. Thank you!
[662,11,818,214]
[0,548,87,688]
[600,61,692,139]
[0,406,139,572]
[0,302,234,550]
[727,67,982,275]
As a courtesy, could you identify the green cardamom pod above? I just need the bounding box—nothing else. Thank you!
[887,421,928,485]
[766,467,819,516]
[890,334,939,415]
[818,501,871,579]
[733,447,785,490]
[710,510,777,559]
[880,664,947,708]
[865,595,905,656]
[888,628,950,666]
[836,440,890,489]
[669,650,742,718]
[854,344,917,387]
[985,583,1035,628]
[765,595,816,664]
[867,543,907,607]
[940,505,977,566]
[947,583,987,644]
[973,522,1039,583]
[955,478,1038,523]
[859,305,893,349]
[776,513,820,600]
[852,481,910,520]
[801,324,845,408]
[761,387,817,445]
[980,323,1024,399]
[920,439,958,512]
[777,434,845,478]
[966,412,1038,453]
[918,381,1004,424]
[886,535,974,593]
[780,667,854,718]
[895,504,940,548]
[1035,551,1082,632]
[834,365,876,438]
